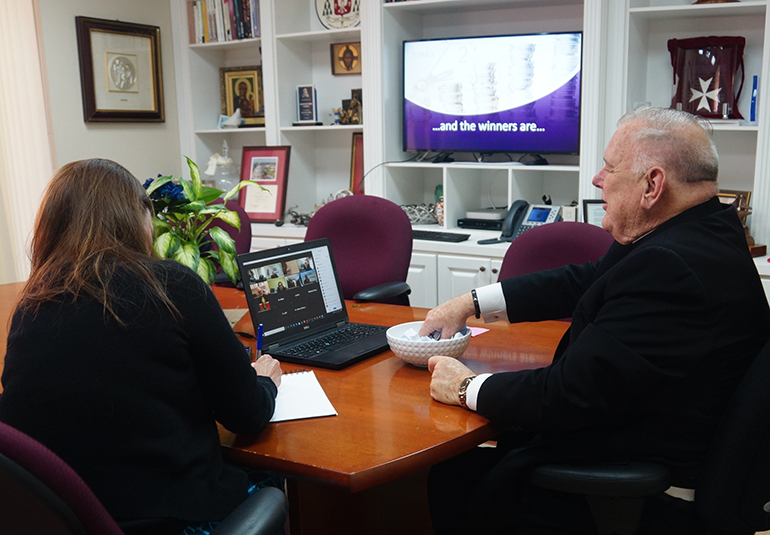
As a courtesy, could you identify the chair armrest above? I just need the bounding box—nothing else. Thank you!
[531,461,670,498]
[211,486,287,535]
[353,282,411,302]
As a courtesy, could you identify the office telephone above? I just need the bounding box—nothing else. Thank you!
[477,201,561,244]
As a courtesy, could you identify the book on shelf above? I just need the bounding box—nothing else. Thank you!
[188,0,259,44]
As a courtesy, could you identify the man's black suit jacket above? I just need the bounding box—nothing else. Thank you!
[476,197,770,492]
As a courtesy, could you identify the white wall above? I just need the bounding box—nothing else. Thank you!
[38,0,183,180]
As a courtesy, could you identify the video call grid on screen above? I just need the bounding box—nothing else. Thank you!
[403,31,582,154]
[241,245,344,339]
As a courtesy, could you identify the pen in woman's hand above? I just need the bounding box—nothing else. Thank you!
[256,323,264,359]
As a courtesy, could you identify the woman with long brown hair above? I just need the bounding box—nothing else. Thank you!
[0,159,282,535]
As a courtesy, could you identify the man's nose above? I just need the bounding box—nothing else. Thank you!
[592,170,605,189]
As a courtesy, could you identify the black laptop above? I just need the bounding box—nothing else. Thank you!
[236,238,389,370]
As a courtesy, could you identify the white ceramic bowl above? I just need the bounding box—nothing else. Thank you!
[386,321,471,367]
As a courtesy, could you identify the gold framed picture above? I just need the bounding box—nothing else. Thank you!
[220,66,265,126]
[330,42,362,75]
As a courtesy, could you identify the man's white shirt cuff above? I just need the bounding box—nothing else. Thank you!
[466,373,492,411]
[474,283,506,323]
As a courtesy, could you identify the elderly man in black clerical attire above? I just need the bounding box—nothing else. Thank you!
[422,107,770,535]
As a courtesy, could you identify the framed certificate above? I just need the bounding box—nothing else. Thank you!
[583,199,606,228]
[238,146,291,222]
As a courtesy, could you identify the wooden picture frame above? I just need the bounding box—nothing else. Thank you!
[582,199,606,227]
[330,42,362,75]
[239,146,291,222]
[350,133,364,194]
[75,17,164,123]
[718,189,751,209]
[220,66,265,126]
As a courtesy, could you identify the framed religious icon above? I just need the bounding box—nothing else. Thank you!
[330,42,362,75]
[75,17,164,122]
[583,199,606,228]
[719,189,752,223]
[350,133,364,194]
[220,66,265,126]
[239,146,291,222]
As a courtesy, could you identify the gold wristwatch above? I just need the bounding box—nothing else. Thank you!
[458,375,477,409]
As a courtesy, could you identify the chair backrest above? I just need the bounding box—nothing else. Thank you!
[695,335,770,533]
[0,420,124,535]
[305,195,413,300]
[209,199,252,255]
[497,221,614,282]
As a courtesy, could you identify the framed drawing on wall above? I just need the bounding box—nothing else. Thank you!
[350,133,364,194]
[220,66,265,126]
[75,17,164,122]
[583,199,606,228]
[239,146,291,222]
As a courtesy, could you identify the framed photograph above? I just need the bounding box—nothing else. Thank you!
[330,42,362,75]
[583,199,606,228]
[75,17,164,122]
[718,189,751,209]
[350,133,364,194]
[239,146,291,222]
[719,189,752,224]
[220,66,265,126]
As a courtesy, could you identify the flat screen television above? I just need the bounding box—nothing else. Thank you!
[403,32,583,155]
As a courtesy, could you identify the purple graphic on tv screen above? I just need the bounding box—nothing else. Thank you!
[403,32,582,154]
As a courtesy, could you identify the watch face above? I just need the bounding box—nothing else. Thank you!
[315,0,361,30]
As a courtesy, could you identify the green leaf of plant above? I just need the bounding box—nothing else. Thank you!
[223,180,270,202]
[179,177,196,202]
[209,226,236,255]
[146,175,174,196]
[200,186,225,204]
[197,257,216,284]
[151,218,172,236]
[185,156,204,200]
[173,242,200,272]
[184,201,207,213]
[220,251,240,284]
[216,209,241,230]
[153,231,180,258]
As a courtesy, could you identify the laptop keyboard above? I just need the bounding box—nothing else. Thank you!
[280,323,386,358]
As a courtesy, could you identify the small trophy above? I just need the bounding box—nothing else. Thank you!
[294,85,322,126]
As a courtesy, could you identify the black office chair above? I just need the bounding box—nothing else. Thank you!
[0,420,287,535]
[530,335,770,535]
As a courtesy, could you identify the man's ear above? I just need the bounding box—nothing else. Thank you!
[641,167,666,209]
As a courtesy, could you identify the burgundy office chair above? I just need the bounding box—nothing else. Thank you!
[305,195,413,305]
[0,420,287,535]
[497,221,614,281]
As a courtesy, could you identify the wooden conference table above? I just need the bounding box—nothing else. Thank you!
[0,282,568,534]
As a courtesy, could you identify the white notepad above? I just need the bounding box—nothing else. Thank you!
[269,370,338,422]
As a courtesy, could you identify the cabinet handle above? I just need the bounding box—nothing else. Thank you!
[479,266,486,272]
[492,268,498,274]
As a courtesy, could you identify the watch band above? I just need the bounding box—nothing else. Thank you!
[471,289,481,319]
[458,375,477,409]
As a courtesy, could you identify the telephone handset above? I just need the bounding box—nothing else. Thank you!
[477,201,561,245]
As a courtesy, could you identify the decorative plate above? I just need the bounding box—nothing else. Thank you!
[315,0,361,30]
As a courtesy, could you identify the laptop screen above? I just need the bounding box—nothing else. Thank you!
[237,239,348,347]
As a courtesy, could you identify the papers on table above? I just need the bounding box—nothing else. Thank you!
[223,308,248,328]
[269,370,337,422]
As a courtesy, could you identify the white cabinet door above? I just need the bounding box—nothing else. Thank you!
[407,253,438,309]
[437,255,493,304]
[491,259,503,284]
